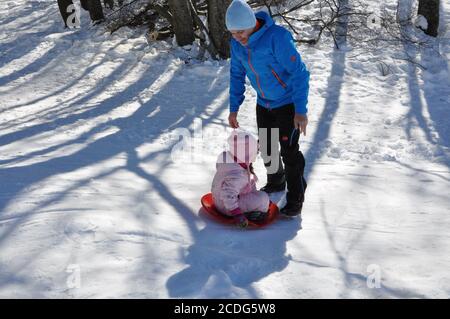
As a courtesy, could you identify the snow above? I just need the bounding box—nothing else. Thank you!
[0,0,449,298]
[415,15,428,31]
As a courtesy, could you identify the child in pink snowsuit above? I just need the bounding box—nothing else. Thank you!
[211,131,270,228]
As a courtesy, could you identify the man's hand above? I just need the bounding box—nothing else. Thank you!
[228,112,239,128]
[294,113,308,136]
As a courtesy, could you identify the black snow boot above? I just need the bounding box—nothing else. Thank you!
[260,174,286,193]
[244,211,268,222]
[281,159,307,217]
[280,201,303,217]
[281,176,307,217]
[260,161,286,193]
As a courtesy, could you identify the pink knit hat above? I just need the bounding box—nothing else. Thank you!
[228,130,259,164]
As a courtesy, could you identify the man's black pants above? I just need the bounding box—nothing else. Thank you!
[256,103,307,204]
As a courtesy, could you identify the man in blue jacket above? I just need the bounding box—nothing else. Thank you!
[226,0,310,216]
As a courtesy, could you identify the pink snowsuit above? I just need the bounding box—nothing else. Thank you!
[211,151,270,215]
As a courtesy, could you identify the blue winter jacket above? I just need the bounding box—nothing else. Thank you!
[229,11,310,115]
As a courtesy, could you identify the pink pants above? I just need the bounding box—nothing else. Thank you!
[216,191,270,215]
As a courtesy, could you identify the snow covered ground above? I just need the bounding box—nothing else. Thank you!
[0,0,449,298]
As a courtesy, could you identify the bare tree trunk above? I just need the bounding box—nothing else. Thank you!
[418,0,439,37]
[79,0,105,22]
[87,0,105,22]
[208,0,232,59]
[57,0,75,27]
[335,0,349,47]
[80,0,89,11]
[58,0,105,26]
[168,0,195,46]
[104,0,114,10]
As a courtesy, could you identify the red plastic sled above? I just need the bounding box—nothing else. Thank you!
[200,193,279,228]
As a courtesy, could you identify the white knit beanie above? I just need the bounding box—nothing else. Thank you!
[225,0,256,31]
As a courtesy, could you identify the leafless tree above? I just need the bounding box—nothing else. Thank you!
[207,0,232,58]
[418,0,439,37]
[168,0,195,46]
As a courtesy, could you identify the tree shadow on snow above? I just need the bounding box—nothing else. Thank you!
[166,210,302,298]
[318,199,426,298]
[403,1,450,168]
[0,42,230,296]
[303,3,349,179]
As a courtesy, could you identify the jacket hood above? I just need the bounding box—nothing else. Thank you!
[247,11,274,47]
[216,151,245,172]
